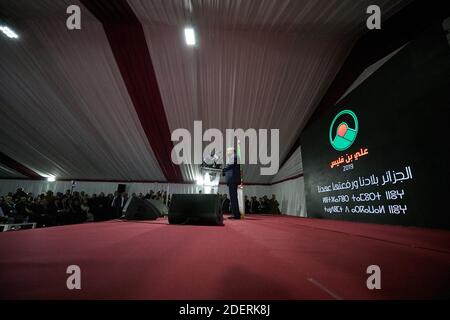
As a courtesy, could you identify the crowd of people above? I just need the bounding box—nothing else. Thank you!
[0,188,169,227]
[219,194,280,215]
[0,187,280,228]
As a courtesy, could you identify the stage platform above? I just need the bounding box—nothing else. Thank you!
[0,215,449,299]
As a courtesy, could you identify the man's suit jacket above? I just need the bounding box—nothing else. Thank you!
[223,154,241,185]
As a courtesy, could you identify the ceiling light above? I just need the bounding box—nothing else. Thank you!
[184,27,196,46]
[47,176,56,182]
[0,25,19,39]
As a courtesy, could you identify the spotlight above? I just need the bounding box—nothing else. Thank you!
[184,27,196,46]
[0,25,19,39]
[47,176,56,182]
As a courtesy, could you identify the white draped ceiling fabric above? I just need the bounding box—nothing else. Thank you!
[0,0,409,209]
[0,1,165,181]
[133,0,407,183]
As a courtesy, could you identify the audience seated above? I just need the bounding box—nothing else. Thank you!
[0,187,281,229]
[250,196,260,213]
[244,195,250,214]
[217,193,280,215]
[269,194,281,214]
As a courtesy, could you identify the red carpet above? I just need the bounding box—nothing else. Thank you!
[0,215,449,299]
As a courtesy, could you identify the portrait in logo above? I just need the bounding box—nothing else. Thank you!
[329,110,358,151]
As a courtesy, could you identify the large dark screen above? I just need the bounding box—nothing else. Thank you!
[302,25,450,229]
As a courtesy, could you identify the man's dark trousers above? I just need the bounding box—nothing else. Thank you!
[228,183,240,219]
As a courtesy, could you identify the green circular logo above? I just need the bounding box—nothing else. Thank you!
[329,110,358,151]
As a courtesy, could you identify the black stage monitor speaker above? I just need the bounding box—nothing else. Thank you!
[123,197,168,220]
[168,194,222,226]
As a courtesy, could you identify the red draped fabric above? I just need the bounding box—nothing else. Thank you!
[81,0,183,182]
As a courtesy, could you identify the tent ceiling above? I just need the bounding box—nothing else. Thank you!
[0,0,409,183]
[0,5,165,181]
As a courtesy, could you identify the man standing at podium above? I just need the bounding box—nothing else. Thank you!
[223,147,241,220]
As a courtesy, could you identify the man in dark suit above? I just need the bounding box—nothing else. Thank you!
[222,147,241,219]
[111,191,126,219]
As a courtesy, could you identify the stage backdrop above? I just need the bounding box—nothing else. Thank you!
[302,24,450,229]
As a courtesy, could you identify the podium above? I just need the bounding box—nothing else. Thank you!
[198,167,221,194]
[199,162,244,218]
